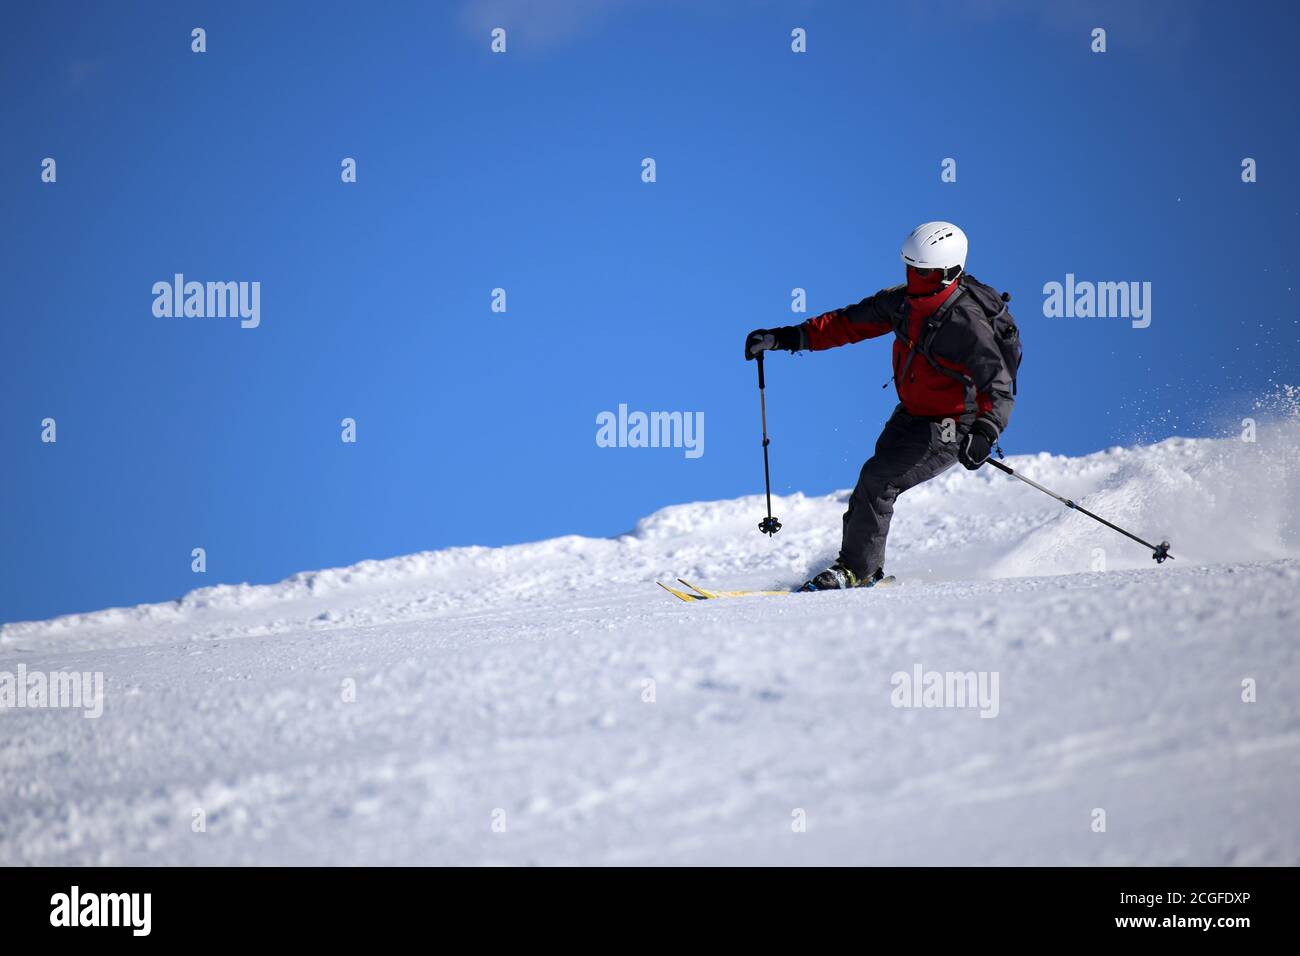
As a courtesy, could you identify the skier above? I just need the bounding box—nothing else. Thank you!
[744,222,1019,591]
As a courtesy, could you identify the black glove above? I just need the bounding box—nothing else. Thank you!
[744,326,801,361]
[958,418,999,470]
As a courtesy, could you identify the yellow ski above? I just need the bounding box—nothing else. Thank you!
[678,578,791,598]
[656,581,703,601]
[657,576,896,601]
[652,578,791,601]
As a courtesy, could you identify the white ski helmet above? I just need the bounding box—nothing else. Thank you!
[900,221,968,277]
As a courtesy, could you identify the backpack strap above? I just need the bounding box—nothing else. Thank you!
[894,284,968,390]
[916,283,984,425]
[917,284,968,356]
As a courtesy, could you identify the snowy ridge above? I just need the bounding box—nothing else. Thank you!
[3,432,1296,650]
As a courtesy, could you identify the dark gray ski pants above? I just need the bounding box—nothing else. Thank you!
[838,405,960,577]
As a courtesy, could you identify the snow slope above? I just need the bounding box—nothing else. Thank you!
[2,430,1298,865]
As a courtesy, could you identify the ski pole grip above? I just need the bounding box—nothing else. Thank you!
[756,352,766,390]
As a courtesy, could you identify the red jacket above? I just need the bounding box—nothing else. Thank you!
[799,278,1014,429]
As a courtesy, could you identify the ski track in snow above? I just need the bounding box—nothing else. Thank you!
[1,433,1298,865]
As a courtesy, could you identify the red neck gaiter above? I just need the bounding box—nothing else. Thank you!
[906,265,947,297]
[905,268,961,329]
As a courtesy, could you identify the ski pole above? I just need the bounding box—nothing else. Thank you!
[986,458,1172,563]
[755,353,782,536]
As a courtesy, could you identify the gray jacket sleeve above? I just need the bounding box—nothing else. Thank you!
[959,315,1015,433]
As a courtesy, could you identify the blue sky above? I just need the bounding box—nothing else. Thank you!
[3,0,1298,622]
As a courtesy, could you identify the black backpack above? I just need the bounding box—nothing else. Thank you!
[902,274,1022,396]
[958,275,1022,395]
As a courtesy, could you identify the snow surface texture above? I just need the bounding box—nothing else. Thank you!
[2,428,1298,865]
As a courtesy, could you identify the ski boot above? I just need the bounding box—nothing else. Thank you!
[797,564,885,592]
